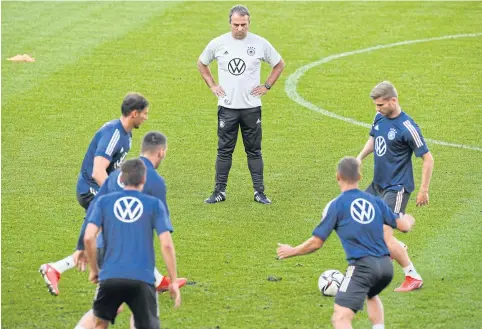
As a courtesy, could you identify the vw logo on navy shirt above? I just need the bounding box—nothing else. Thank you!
[113,197,143,223]
[350,198,375,224]
[375,136,387,156]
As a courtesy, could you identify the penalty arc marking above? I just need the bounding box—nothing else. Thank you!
[285,33,482,152]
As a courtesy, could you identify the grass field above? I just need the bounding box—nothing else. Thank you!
[2,1,482,328]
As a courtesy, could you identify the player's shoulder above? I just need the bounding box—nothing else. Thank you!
[98,190,122,203]
[322,196,341,217]
[209,32,231,45]
[398,111,422,134]
[246,32,270,45]
[98,119,120,135]
[136,191,159,203]
[372,112,384,124]
[399,111,418,125]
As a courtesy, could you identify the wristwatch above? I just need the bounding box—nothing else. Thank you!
[264,82,272,90]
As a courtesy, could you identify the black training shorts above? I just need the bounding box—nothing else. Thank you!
[93,278,159,329]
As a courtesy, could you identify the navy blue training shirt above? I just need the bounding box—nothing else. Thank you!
[370,111,429,193]
[88,190,172,284]
[77,119,132,195]
[77,156,169,250]
[312,189,398,263]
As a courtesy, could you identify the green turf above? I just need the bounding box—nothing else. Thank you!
[2,1,482,328]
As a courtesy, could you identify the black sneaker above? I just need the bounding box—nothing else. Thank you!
[254,191,271,204]
[204,191,226,204]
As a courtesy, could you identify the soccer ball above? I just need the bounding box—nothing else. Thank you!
[318,269,344,297]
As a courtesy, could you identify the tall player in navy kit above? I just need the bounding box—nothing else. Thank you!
[198,5,285,204]
[357,81,434,292]
[277,157,415,329]
[84,159,180,329]
[39,93,149,296]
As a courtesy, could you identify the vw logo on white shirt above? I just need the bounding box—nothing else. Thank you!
[375,136,387,156]
[228,58,246,75]
[113,197,143,223]
[350,198,375,224]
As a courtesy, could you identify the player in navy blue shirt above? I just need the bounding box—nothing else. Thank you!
[84,158,181,329]
[277,157,415,329]
[39,93,149,296]
[357,81,434,292]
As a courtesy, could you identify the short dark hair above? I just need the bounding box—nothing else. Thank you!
[120,158,146,186]
[141,131,167,154]
[337,157,361,183]
[121,93,149,116]
[229,4,250,23]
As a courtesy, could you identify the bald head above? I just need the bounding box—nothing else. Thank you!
[337,157,361,183]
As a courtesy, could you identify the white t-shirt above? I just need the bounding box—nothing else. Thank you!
[199,32,282,109]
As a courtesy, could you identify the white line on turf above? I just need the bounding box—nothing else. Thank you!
[285,33,482,152]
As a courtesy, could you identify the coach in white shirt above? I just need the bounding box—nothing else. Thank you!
[198,4,285,205]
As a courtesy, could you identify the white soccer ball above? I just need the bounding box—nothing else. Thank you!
[318,269,344,297]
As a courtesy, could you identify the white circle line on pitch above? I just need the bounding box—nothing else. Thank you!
[285,33,482,152]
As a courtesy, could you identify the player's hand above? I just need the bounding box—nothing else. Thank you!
[416,189,429,207]
[169,281,181,308]
[250,85,268,97]
[277,243,295,259]
[210,85,226,98]
[88,269,99,284]
[73,250,88,272]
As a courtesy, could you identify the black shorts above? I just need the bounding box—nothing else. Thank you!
[366,182,410,214]
[76,188,97,210]
[335,256,393,312]
[93,278,159,329]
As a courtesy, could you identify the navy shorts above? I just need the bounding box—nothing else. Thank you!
[335,256,393,312]
[366,182,410,214]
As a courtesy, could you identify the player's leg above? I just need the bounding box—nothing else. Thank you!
[382,189,423,291]
[77,305,125,329]
[333,262,370,329]
[366,256,393,329]
[39,189,96,295]
[206,106,240,203]
[239,106,270,204]
[92,279,126,328]
[154,267,187,292]
[366,296,384,329]
[74,310,95,329]
[126,281,160,329]
[93,317,109,329]
[332,304,355,329]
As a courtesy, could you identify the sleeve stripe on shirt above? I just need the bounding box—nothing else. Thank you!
[106,129,120,156]
[403,120,423,148]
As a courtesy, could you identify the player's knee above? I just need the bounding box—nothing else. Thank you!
[217,151,234,160]
[331,309,349,327]
[117,304,125,314]
[245,148,262,159]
